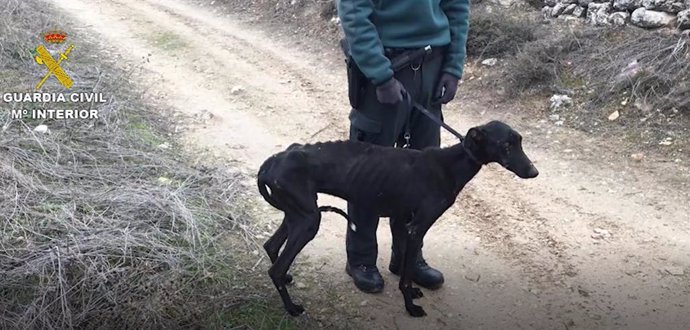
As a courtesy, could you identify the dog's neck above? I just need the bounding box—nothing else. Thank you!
[461,139,482,166]
[436,142,484,192]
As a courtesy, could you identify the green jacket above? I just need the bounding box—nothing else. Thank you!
[338,0,470,86]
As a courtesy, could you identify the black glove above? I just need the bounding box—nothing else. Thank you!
[375,77,406,104]
[434,73,459,104]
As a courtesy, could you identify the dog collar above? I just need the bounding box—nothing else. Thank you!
[462,139,483,166]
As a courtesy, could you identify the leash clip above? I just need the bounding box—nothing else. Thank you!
[402,131,411,148]
[410,61,421,71]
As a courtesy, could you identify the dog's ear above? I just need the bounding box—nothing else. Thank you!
[467,127,486,144]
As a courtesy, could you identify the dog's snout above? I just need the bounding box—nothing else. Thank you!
[526,164,539,178]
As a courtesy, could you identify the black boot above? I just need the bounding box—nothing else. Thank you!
[389,250,444,290]
[346,263,384,293]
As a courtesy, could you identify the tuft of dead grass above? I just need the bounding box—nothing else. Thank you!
[575,29,690,115]
[503,26,690,116]
[0,0,281,329]
[466,7,538,59]
[503,31,584,95]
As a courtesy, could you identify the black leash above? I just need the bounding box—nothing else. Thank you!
[405,95,483,165]
[404,94,465,143]
[388,45,466,143]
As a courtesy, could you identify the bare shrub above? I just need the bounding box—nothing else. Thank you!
[467,8,538,58]
[575,29,690,114]
[504,33,584,95]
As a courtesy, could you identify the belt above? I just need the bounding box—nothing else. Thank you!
[384,45,447,63]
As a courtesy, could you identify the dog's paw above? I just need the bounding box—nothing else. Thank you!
[285,273,294,284]
[410,287,424,299]
[287,303,305,316]
[406,304,427,317]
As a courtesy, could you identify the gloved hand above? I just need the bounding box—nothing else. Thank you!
[375,77,407,104]
[434,73,459,104]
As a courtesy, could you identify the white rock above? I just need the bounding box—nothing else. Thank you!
[157,177,172,185]
[158,142,171,149]
[631,153,645,161]
[550,94,573,110]
[542,6,554,19]
[608,11,631,26]
[587,3,613,25]
[481,58,498,66]
[642,0,685,13]
[230,86,244,94]
[33,124,49,134]
[678,9,690,29]
[608,110,620,121]
[631,8,676,28]
[560,3,578,15]
[573,5,587,17]
[659,137,673,145]
[613,0,638,10]
[552,3,569,16]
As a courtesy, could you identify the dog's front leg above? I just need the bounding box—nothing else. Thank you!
[396,221,427,317]
[397,203,446,317]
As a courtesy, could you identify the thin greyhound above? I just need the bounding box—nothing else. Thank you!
[257,120,539,317]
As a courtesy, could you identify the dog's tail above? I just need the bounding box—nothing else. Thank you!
[318,205,358,232]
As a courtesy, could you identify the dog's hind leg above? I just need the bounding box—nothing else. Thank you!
[268,210,321,316]
[263,217,293,284]
[264,219,287,263]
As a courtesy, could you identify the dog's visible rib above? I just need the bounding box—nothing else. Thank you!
[257,120,539,317]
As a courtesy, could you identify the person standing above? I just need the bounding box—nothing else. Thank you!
[337,0,470,293]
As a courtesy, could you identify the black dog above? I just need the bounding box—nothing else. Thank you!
[257,120,539,317]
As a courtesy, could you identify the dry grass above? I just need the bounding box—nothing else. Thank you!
[466,6,538,59]
[503,26,690,116]
[503,32,583,95]
[575,29,690,115]
[0,1,286,329]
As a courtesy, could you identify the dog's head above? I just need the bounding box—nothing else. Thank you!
[464,121,539,179]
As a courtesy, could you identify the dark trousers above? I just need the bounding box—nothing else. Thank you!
[346,50,445,266]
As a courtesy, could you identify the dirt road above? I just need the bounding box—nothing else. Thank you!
[51,0,690,328]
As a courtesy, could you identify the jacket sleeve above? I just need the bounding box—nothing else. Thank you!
[338,0,393,86]
[441,0,470,79]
